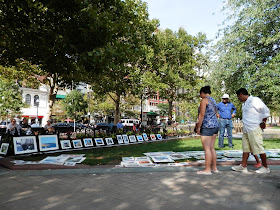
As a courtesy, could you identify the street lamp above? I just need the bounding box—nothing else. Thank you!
[36,99,39,125]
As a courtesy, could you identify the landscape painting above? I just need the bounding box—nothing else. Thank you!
[83,138,93,147]
[94,138,105,146]
[60,140,72,149]
[38,135,59,152]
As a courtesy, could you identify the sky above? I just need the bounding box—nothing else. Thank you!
[144,0,227,41]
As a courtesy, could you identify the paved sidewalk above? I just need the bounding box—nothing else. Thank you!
[0,165,279,210]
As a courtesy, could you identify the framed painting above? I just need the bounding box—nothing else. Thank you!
[0,143,9,155]
[156,134,163,140]
[38,135,59,152]
[13,136,38,155]
[60,140,72,149]
[142,133,149,141]
[94,138,105,146]
[122,135,129,144]
[72,139,83,148]
[105,137,114,145]
[129,135,137,143]
[150,134,156,141]
[136,135,144,142]
[83,138,93,147]
[117,135,124,144]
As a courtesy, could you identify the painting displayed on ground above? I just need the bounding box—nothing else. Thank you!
[156,134,162,140]
[136,135,143,142]
[72,139,83,148]
[0,143,9,155]
[83,138,93,147]
[94,138,105,146]
[142,133,148,141]
[60,140,72,149]
[105,138,114,145]
[13,136,38,155]
[116,135,123,144]
[122,135,129,144]
[129,135,137,143]
[38,135,59,152]
[150,134,156,141]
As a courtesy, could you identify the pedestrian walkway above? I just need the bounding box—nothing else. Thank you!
[0,165,279,210]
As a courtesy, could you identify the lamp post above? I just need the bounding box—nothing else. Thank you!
[36,99,39,125]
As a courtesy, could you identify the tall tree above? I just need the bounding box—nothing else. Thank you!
[144,28,208,122]
[211,0,280,112]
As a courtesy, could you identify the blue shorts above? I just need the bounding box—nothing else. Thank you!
[201,127,219,136]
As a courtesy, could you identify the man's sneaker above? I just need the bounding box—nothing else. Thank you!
[231,164,248,173]
[255,166,270,174]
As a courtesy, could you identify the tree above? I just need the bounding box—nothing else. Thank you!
[211,0,280,113]
[157,103,169,117]
[62,90,88,122]
[0,0,141,120]
[143,28,208,122]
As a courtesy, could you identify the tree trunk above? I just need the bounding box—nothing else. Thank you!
[114,94,121,125]
[168,100,173,123]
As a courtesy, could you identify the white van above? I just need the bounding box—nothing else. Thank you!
[121,119,140,127]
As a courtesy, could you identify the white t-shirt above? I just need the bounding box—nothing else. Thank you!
[242,96,270,133]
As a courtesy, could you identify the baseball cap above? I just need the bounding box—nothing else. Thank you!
[222,94,229,99]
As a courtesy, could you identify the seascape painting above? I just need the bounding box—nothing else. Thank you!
[39,135,59,151]
[13,136,38,155]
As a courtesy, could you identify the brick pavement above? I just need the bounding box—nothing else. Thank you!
[0,165,279,210]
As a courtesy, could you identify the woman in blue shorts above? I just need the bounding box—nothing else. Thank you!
[195,86,219,175]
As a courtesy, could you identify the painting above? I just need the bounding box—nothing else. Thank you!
[105,137,114,145]
[13,136,38,155]
[83,138,93,147]
[72,139,83,148]
[60,140,72,149]
[0,143,9,155]
[94,138,105,146]
[129,135,137,143]
[38,135,59,152]
[122,135,129,144]
[142,133,149,141]
[117,135,124,144]
[150,155,175,163]
[136,135,144,142]
[156,134,163,140]
[150,134,156,141]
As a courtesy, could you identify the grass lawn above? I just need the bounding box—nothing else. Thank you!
[15,137,280,166]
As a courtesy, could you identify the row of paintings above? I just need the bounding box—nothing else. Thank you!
[2,133,163,155]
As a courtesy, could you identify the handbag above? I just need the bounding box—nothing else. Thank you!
[194,99,217,133]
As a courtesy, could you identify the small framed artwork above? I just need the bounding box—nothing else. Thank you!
[117,135,123,144]
[0,143,9,155]
[129,135,137,143]
[72,139,83,148]
[156,134,162,140]
[142,133,149,141]
[95,138,105,146]
[105,137,114,145]
[150,134,156,141]
[38,135,59,152]
[122,135,129,144]
[13,136,38,155]
[60,140,72,149]
[83,138,93,147]
[136,135,144,142]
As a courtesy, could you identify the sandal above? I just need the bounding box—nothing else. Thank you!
[254,163,262,168]
[197,170,212,175]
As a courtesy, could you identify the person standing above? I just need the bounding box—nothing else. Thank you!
[117,120,124,130]
[217,94,236,148]
[232,88,270,174]
[195,86,219,175]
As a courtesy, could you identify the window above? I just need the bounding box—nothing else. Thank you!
[25,94,31,105]
[34,95,39,106]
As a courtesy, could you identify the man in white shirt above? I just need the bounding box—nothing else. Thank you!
[6,118,22,136]
[232,88,270,174]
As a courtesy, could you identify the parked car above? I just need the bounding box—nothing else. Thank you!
[94,123,116,131]
[69,122,86,130]
[0,121,10,128]
[52,123,74,133]
[121,119,140,127]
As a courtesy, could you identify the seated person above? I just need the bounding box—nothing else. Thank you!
[6,118,22,137]
[44,120,55,134]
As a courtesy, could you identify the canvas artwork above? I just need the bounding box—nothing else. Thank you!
[38,135,59,152]
[95,138,105,146]
[122,157,135,161]
[83,138,93,147]
[142,133,149,141]
[60,140,72,149]
[150,155,175,163]
[73,139,83,148]
[122,135,129,144]
[129,135,137,143]
[105,137,114,145]
[116,135,124,144]
[150,134,156,141]
[0,143,9,155]
[136,135,144,142]
[167,153,189,160]
[39,156,69,165]
[156,134,162,140]
[13,136,38,155]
